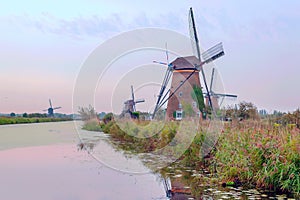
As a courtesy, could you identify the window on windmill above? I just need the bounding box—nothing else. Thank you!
[176,110,183,120]
[179,91,183,97]
[178,103,182,109]
[192,101,197,108]
[180,80,184,85]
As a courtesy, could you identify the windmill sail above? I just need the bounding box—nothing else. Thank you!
[202,43,224,64]
[152,45,173,118]
[188,8,200,61]
[49,99,53,109]
[188,7,215,114]
[152,64,173,118]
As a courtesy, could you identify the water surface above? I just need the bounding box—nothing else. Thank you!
[0,122,166,200]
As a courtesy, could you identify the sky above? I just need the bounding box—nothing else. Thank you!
[1,0,300,114]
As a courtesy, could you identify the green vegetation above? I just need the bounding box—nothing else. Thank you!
[191,85,205,113]
[0,117,72,125]
[216,122,300,194]
[82,119,102,132]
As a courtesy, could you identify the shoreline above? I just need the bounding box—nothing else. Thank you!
[0,117,73,126]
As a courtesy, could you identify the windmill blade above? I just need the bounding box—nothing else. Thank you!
[153,61,168,65]
[131,85,135,102]
[188,8,200,60]
[165,43,169,65]
[210,68,215,93]
[202,42,224,64]
[189,7,214,114]
[42,109,48,112]
[213,93,237,98]
[131,85,136,112]
[152,66,173,118]
[49,99,53,109]
[53,107,62,110]
[135,99,145,103]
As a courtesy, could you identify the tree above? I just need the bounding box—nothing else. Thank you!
[103,112,114,124]
[293,109,300,127]
[131,112,140,119]
[191,85,205,113]
[237,101,258,120]
[28,113,47,118]
[78,105,97,121]
[10,112,16,117]
[23,113,28,118]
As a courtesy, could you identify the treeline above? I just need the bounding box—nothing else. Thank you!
[5,112,74,119]
[223,101,300,127]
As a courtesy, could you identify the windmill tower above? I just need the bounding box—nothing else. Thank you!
[152,8,225,120]
[165,56,201,120]
[204,68,237,110]
[43,99,61,117]
[122,85,145,118]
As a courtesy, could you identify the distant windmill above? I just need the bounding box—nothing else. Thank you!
[204,68,237,110]
[122,85,145,118]
[152,7,225,120]
[43,99,61,117]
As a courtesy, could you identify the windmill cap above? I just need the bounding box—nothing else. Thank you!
[171,56,200,70]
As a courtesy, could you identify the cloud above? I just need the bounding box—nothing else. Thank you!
[8,12,187,41]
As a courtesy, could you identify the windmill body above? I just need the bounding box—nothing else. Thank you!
[166,56,201,120]
[123,99,135,113]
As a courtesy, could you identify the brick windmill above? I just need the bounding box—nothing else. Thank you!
[152,8,225,120]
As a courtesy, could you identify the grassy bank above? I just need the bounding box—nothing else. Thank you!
[0,117,72,125]
[82,117,300,195]
[216,121,300,194]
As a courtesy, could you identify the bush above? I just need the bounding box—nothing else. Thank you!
[82,119,102,132]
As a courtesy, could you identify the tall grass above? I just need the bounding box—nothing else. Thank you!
[215,121,300,194]
[82,119,102,131]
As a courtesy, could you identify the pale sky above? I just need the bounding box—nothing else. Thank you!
[1,0,299,114]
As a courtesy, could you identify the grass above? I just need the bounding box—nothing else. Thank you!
[82,119,102,132]
[0,117,72,125]
[215,120,300,194]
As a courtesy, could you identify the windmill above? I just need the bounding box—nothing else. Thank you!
[43,99,61,117]
[122,85,145,118]
[152,7,225,120]
[204,68,237,110]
